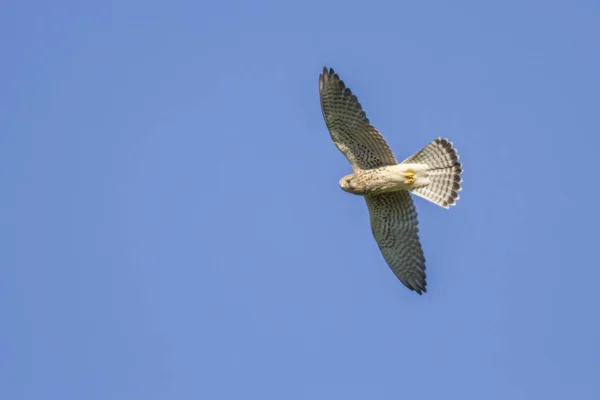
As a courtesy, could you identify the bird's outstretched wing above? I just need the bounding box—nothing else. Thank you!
[365,191,427,294]
[319,67,397,171]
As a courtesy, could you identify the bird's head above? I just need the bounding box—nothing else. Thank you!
[339,174,364,195]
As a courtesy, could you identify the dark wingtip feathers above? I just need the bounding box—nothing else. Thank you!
[411,285,427,295]
[320,66,337,87]
[403,268,427,295]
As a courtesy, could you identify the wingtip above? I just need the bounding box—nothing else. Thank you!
[414,284,427,295]
[403,279,427,295]
[320,66,337,80]
[319,66,340,92]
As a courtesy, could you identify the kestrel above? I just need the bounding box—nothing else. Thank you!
[319,67,463,294]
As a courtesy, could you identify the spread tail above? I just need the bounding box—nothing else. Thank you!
[402,138,463,208]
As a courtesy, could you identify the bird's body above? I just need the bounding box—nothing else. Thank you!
[319,66,463,294]
[340,163,432,196]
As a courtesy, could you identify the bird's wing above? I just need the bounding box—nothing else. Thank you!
[319,67,397,171]
[365,191,427,294]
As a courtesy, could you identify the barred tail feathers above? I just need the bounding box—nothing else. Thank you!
[402,138,463,209]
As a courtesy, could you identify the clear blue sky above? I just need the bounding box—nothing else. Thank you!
[2,1,599,399]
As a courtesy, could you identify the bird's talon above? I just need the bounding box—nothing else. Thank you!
[404,171,416,185]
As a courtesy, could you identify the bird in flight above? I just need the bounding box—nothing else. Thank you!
[319,67,463,294]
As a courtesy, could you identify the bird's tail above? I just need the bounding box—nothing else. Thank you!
[401,138,463,208]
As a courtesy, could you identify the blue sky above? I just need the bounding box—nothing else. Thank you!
[2,1,599,399]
